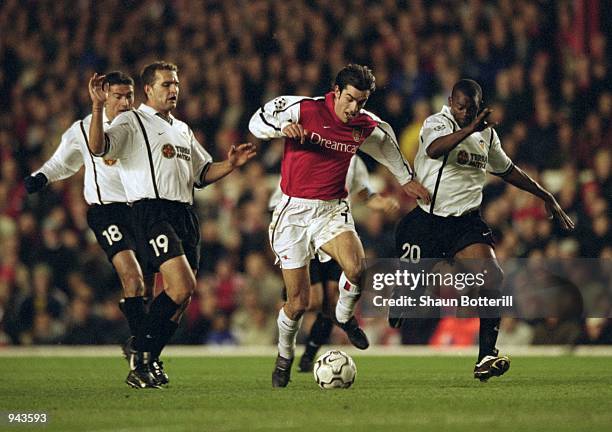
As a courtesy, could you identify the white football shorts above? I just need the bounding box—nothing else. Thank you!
[269,194,357,269]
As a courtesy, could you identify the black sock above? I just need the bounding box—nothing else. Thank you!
[478,317,501,361]
[305,313,333,357]
[121,296,146,337]
[152,320,179,360]
[135,291,180,353]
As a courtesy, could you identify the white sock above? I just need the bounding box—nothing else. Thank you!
[335,272,360,324]
[277,307,302,359]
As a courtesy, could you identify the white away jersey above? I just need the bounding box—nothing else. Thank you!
[414,105,513,217]
[102,104,213,204]
[34,111,127,205]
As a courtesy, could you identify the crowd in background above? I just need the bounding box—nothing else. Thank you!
[0,0,610,348]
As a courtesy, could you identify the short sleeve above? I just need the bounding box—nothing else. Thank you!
[486,129,513,175]
[191,131,213,188]
[420,115,454,150]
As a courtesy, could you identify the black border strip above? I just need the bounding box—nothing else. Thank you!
[133,111,160,199]
[80,120,103,204]
[259,112,281,131]
[429,116,456,214]
[490,162,514,178]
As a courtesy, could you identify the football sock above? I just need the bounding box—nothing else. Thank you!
[277,306,302,359]
[135,291,180,353]
[336,272,360,324]
[478,317,501,361]
[121,296,146,337]
[304,313,333,357]
[152,319,179,360]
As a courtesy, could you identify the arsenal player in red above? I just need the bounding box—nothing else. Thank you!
[249,64,429,387]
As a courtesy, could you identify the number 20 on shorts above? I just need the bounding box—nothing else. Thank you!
[400,243,421,263]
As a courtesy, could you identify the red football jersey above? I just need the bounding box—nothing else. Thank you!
[280,92,378,200]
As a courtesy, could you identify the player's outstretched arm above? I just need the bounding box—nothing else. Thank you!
[25,125,85,193]
[201,143,257,185]
[427,108,497,159]
[500,165,575,230]
[87,73,108,156]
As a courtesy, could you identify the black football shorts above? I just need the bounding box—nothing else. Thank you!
[87,203,137,261]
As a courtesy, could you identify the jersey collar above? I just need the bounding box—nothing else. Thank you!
[139,103,175,125]
[441,105,460,130]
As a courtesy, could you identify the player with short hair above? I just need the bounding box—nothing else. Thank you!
[87,61,256,388]
[293,156,400,372]
[249,64,430,387]
[393,78,574,381]
[24,71,153,359]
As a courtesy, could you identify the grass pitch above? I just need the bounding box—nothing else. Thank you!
[1,355,611,431]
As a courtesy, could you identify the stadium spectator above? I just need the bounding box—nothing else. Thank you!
[0,0,610,350]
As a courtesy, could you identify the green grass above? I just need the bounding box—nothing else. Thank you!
[1,356,611,431]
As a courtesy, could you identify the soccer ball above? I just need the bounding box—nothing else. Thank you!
[313,350,356,389]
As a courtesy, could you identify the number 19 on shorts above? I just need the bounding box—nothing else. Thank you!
[149,234,169,257]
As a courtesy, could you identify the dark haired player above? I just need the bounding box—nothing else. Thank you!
[24,71,154,363]
[88,62,256,388]
[270,155,399,372]
[394,79,574,381]
[249,64,430,387]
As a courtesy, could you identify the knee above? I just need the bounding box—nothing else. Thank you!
[120,270,145,297]
[172,274,196,304]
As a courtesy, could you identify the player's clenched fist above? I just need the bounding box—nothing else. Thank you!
[282,123,308,144]
[469,107,497,133]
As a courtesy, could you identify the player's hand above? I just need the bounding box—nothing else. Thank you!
[544,195,575,230]
[282,123,308,144]
[24,173,48,194]
[228,143,257,168]
[402,180,431,204]
[469,108,497,133]
[366,194,400,215]
[88,73,108,109]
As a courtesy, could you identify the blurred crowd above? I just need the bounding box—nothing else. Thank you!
[0,0,610,348]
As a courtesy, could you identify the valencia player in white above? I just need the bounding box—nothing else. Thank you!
[87,62,256,388]
[24,71,153,361]
[394,79,574,381]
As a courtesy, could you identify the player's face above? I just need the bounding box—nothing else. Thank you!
[145,70,179,114]
[449,90,480,128]
[334,85,370,123]
[104,84,134,122]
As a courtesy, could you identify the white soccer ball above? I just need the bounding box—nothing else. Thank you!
[313,350,356,389]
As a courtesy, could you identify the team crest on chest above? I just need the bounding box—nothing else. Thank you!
[103,159,117,166]
[162,143,176,159]
[457,150,469,165]
[352,128,363,142]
